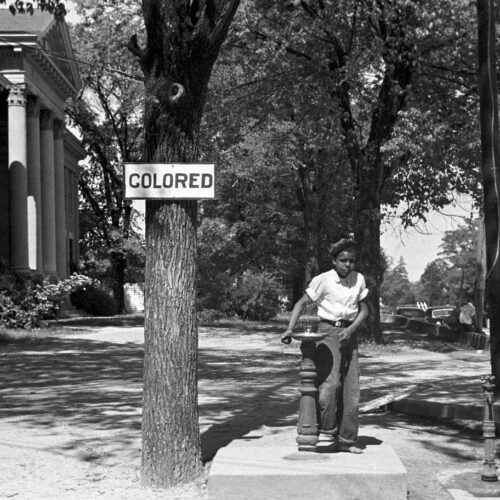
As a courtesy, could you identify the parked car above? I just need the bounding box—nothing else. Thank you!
[395,304,455,324]
[425,305,455,324]
[395,305,427,320]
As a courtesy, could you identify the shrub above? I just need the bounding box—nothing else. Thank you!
[197,308,231,324]
[70,285,117,316]
[0,272,99,328]
[230,270,284,321]
[197,271,235,314]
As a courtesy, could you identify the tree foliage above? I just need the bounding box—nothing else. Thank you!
[66,0,146,311]
[413,218,480,305]
[380,257,414,307]
[200,0,482,340]
[438,217,479,300]
[414,258,451,305]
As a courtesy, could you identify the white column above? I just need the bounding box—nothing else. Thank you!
[7,85,29,274]
[40,109,57,275]
[54,119,66,277]
[27,95,42,273]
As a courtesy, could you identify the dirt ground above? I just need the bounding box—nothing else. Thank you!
[0,319,497,499]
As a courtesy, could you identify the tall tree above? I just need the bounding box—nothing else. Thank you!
[201,4,357,299]
[126,0,241,487]
[67,0,145,312]
[415,258,451,306]
[219,0,480,340]
[380,256,414,307]
[438,218,479,302]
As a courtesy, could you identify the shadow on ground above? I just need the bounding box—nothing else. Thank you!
[0,328,300,463]
[0,324,490,472]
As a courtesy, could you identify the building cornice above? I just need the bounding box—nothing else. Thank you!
[64,129,86,160]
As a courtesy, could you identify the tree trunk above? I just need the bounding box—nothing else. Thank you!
[298,167,321,285]
[354,172,383,343]
[135,0,240,487]
[142,199,201,486]
[140,73,203,485]
[477,0,500,384]
[474,215,486,331]
[110,253,126,314]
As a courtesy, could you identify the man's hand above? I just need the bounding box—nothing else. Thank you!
[281,330,293,344]
[338,328,353,344]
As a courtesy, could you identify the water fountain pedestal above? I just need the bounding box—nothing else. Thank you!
[291,329,327,452]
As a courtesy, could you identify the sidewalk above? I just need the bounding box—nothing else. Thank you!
[360,340,497,423]
[357,333,500,500]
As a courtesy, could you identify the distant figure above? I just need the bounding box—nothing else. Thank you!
[459,294,476,333]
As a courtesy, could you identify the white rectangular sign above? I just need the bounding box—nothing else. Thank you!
[123,163,215,200]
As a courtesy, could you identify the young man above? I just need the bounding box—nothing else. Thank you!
[282,237,369,453]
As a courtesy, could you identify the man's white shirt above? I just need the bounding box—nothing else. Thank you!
[306,269,368,322]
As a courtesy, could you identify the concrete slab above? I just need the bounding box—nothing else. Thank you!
[208,443,407,500]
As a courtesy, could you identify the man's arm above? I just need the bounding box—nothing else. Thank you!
[281,293,313,343]
[338,301,369,343]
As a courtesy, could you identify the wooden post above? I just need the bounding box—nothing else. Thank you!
[477,0,500,383]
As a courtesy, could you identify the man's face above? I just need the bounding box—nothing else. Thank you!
[333,249,356,278]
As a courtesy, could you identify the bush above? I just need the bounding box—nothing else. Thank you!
[197,308,231,324]
[197,271,235,314]
[0,272,98,328]
[230,270,284,321]
[70,285,117,316]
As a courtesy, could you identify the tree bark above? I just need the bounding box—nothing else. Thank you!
[110,252,126,314]
[136,0,240,487]
[297,163,321,285]
[474,216,486,331]
[142,199,201,486]
[353,164,383,342]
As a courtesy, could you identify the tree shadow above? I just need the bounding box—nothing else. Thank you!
[0,337,144,430]
[0,330,304,465]
[1,324,490,470]
[198,345,300,461]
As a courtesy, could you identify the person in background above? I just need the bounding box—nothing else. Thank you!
[281,237,369,453]
[459,293,476,333]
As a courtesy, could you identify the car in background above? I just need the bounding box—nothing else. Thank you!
[395,305,427,320]
[425,305,455,324]
[396,304,455,325]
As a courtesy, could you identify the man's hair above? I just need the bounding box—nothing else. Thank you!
[329,237,357,259]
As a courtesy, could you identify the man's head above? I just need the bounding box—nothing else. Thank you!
[329,237,357,260]
[330,237,357,278]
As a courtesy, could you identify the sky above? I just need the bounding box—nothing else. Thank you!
[380,195,476,282]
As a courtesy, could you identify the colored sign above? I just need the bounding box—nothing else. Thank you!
[123,163,215,200]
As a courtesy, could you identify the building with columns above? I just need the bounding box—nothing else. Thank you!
[0,10,85,277]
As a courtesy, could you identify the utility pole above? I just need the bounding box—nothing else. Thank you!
[477,0,500,384]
